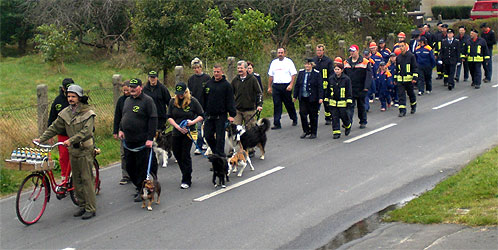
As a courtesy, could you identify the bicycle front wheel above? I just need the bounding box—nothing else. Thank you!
[16,174,49,225]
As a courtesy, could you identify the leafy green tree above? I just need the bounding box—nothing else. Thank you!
[190,7,230,62]
[0,0,33,54]
[34,24,77,69]
[132,0,213,82]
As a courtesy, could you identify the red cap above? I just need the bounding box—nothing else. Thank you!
[398,32,406,38]
[349,44,359,52]
[369,42,377,49]
[394,48,401,56]
[334,57,343,64]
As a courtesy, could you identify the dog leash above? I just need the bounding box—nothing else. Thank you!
[179,120,208,159]
[122,140,146,152]
[245,110,261,125]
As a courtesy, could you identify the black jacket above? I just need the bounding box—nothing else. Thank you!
[113,94,129,135]
[481,29,496,52]
[395,51,418,83]
[293,68,324,102]
[187,73,211,105]
[312,55,334,89]
[464,37,490,62]
[440,38,461,64]
[344,55,372,97]
[202,75,236,117]
[143,81,171,119]
[48,88,69,136]
[325,73,353,108]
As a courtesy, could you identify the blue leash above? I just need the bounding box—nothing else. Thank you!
[179,120,208,159]
[122,140,153,179]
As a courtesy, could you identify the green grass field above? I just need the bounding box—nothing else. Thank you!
[384,146,498,226]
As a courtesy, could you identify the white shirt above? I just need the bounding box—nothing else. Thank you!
[268,57,297,84]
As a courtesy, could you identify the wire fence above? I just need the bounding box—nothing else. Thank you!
[0,87,117,162]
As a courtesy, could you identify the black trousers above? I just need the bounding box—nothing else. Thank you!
[204,115,227,157]
[469,62,482,87]
[397,82,417,112]
[298,98,319,135]
[443,62,457,88]
[272,83,298,127]
[124,140,158,189]
[348,92,367,125]
[417,66,433,92]
[172,134,193,185]
[331,106,351,135]
[436,63,444,78]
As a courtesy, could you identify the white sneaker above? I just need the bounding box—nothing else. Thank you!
[426,91,431,94]
[418,91,422,96]
[369,99,374,103]
[394,104,399,107]
[194,149,202,155]
[201,144,207,150]
[180,183,190,189]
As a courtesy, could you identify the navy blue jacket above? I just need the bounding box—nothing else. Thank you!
[293,68,324,102]
[415,45,436,68]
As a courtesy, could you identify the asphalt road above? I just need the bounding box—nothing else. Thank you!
[1,59,497,249]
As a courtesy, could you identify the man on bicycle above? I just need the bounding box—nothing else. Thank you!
[35,84,97,220]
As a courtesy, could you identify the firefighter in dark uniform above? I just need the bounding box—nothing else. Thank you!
[434,24,448,80]
[394,42,418,117]
[456,25,471,82]
[480,22,496,83]
[464,29,490,89]
[312,44,334,125]
[326,63,352,139]
[439,28,461,90]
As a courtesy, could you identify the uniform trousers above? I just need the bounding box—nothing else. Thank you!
[298,97,319,135]
[469,62,483,87]
[330,106,351,135]
[417,66,433,93]
[397,82,417,112]
[348,92,368,126]
[443,63,457,88]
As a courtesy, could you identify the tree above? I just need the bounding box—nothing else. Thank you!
[22,0,133,53]
[0,0,33,53]
[34,24,77,71]
[132,0,213,83]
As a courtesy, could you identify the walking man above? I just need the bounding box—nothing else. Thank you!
[344,44,372,129]
[440,28,461,90]
[312,44,334,125]
[267,47,298,130]
[231,60,263,129]
[143,70,171,130]
[415,37,436,95]
[188,58,211,155]
[395,42,418,117]
[113,80,131,184]
[480,23,496,83]
[456,26,470,82]
[118,78,158,202]
[464,29,490,89]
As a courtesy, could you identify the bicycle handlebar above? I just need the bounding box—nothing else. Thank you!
[32,140,64,149]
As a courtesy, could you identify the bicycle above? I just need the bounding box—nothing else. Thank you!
[15,141,101,225]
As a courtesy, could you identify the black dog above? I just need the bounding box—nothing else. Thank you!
[227,118,270,160]
[208,154,229,188]
[153,129,173,168]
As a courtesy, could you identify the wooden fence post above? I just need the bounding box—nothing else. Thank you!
[112,74,122,107]
[175,66,184,84]
[227,57,236,82]
[387,33,395,50]
[305,44,313,58]
[365,36,372,51]
[270,50,277,60]
[338,40,346,59]
[37,84,48,136]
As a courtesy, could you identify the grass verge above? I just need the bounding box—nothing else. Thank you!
[384,146,498,226]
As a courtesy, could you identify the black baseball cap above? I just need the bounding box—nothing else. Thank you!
[447,28,454,34]
[480,23,488,28]
[62,78,74,89]
[148,71,158,77]
[129,78,142,87]
[304,58,314,64]
[441,24,449,28]
[175,82,187,95]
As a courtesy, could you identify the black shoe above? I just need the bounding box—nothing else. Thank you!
[81,211,96,220]
[471,82,475,86]
[271,125,281,130]
[475,85,480,89]
[325,120,331,125]
[399,111,406,117]
[463,78,468,82]
[448,85,453,90]
[359,124,366,129]
[345,126,351,136]
[300,133,309,139]
[292,120,298,126]
[411,107,416,114]
[483,79,489,83]
[134,194,142,202]
[119,178,130,185]
[73,208,86,217]
[309,134,316,139]
[455,78,459,83]
[333,134,340,139]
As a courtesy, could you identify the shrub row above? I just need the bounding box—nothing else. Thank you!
[432,6,472,20]
[452,17,498,36]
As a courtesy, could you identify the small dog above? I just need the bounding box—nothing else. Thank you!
[208,154,229,188]
[228,147,254,177]
[141,173,161,211]
[226,118,270,160]
[153,129,173,168]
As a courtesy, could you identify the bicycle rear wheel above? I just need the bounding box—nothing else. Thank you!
[16,174,49,225]
[70,158,101,206]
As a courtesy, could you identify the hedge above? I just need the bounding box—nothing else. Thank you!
[432,6,472,20]
[452,17,498,37]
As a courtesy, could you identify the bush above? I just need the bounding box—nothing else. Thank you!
[432,6,473,19]
[452,17,498,37]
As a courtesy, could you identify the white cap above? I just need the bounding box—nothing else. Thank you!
[67,84,83,97]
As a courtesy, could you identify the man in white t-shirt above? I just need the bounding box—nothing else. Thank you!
[267,47,298,129]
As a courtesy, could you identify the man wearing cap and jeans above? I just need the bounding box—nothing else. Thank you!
[118,78,158,202]
[143,70,171,130]
[344,44,372,129]
[268,47,298,129]
[48,78,73,181]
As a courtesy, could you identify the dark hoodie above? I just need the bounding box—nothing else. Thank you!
[48,87,69,136]
[202,75,236,117]
[142,80,171,119]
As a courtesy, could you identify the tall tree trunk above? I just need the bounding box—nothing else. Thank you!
[162,67,168,87]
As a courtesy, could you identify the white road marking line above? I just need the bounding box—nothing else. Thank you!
[343,123,397,144]
[492,84,498,88]
[193,166,285,202]
[432,96,468,110]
